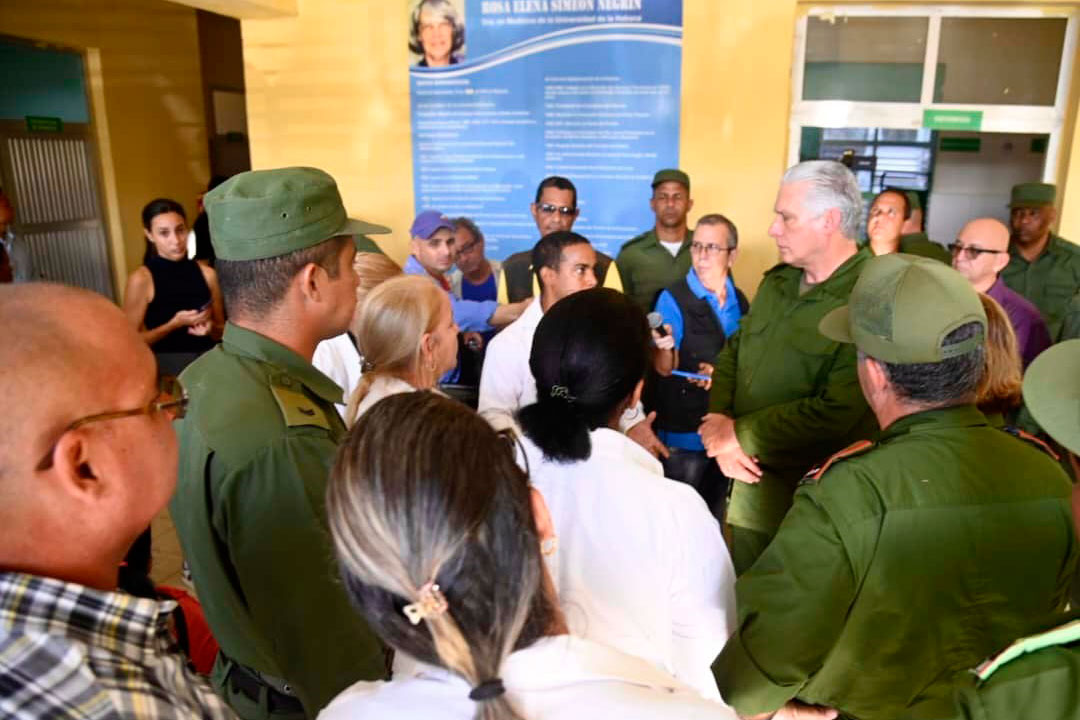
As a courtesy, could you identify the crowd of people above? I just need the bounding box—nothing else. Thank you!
[4,158,1080,720]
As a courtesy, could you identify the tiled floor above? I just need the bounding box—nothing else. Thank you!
[149,507,188,588]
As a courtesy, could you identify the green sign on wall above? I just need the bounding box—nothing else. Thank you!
[922,109,983,132]
[25,115,63,133]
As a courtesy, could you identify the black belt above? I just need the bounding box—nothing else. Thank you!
[225,659,304,714]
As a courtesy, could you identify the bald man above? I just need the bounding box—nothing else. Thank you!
[0,284,234,719]
[952,218,1051,368]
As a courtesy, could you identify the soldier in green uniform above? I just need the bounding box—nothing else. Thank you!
[171,167,387,719]
[1001,182,1080,339]
[866,188,950,262]
[714,254,1077,720]
[700,160,877,575]
[616,169,695,312]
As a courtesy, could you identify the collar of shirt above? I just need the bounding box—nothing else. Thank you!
[0,571,175,665]
[777,245,871,302]
[589,427,663,476]
[404,255,451,292]
[645,228,692,254]
[686,267,736,304]
[222,322,344,405]
[878,404,989,445]
[1009,233,1064,266]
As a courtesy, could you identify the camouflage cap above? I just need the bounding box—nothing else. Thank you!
[652,168,690,191]
[1023,339,1080,455]
[819,253,986,364]
[1009,182,1057,209]
[205,167,389,261]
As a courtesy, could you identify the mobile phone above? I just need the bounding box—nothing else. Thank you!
[671,369,711,382]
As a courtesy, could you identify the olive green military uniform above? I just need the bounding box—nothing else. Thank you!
[615,228,693,312]
[714,406,1077,720]
[1001,233,1080,340]
[172,325,385,717]
[1059,291,1080,341]
[899,232,951,263]
[709,247,877,573]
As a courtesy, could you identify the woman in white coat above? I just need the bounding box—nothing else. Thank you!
[344,274,459,424]
[515,287,737,699]
[321,391,739,720]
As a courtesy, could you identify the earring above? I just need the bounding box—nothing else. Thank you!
[540,536,558,557]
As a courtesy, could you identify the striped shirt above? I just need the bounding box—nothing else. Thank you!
[0,571,235,719]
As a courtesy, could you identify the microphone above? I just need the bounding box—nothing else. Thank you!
[647,312,668,337]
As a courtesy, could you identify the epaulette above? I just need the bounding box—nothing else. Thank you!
[618,232,650,252]
[270,379,331,431]
[1002,426,1060,461]
[800,439,875,485]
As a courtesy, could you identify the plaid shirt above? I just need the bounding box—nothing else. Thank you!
[0,572,236,719]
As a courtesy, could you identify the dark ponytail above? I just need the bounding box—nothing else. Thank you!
[517,287,650,463]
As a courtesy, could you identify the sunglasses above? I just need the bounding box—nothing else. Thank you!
[948,244,1006,261]
[35,375,188,471]
[538,203,576,217]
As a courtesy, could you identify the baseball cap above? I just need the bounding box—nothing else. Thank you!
[205,167,388,261]
[1010,183,1057,208]
[652,169,690,191]
[410,210,454,240]
[1023,339,1080,455]
[819,253,986,364]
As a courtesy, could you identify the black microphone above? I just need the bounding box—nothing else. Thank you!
[647,312,668,337]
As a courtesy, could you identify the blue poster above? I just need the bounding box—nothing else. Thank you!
[408,0,683,259]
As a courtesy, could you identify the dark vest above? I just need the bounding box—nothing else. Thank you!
[648,279,745,434]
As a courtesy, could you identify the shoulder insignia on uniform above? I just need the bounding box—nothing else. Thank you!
[271,383,331,431]
[1002,426,1060,461]
[801,440,875,484]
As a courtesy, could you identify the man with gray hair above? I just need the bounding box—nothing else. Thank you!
[700,160,877,574]
[714,254,1076,720]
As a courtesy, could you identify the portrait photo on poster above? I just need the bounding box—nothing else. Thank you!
[409,0,466,67]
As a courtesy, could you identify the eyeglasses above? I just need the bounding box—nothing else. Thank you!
[538,203,576,217]
[690,242,733,256]
[35,375,188,471]
[948,243,1006,261]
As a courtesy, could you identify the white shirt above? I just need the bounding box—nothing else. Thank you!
[351,375,418,421]
[478,295,544,431]
[312,333,363,419]
[520,428,736,699]
[319,635,735,720]
[660,239,683,257]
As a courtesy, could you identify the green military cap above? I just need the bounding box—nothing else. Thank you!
[820,253,986,364]
[652,168,690,191]
[1010,182,1057,208]
[206,167,389,261]
[905,191,922,211]
[1023,339,1080,455]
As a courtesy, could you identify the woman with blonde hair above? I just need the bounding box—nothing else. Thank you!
[320,391,745,720]
[344,274,459,424]
[976,293,1024,426]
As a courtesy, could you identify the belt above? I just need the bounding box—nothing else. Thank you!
[224,657,304,715]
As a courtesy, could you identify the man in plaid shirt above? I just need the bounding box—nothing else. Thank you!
[0,283,234,719]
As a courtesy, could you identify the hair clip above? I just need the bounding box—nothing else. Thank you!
[403,582,448,625]
[549,385,575,402]
[359,356,375,373]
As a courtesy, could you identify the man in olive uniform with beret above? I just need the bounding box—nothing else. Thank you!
[616,169,695,312]
[714,254,1077,720]
[700,160,877,574]
[171,167,386,719]
[1001,182,1080,339]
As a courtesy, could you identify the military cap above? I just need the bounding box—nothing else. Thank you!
[652,168,690,191]
[410,210,454,240]
[205,167,389,261]
[820,253,986,364]
[1010,183,1057,208]
[1023,339,1080,455]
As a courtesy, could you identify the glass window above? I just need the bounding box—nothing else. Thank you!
[804,16,929,102]
[935,18,1066,106]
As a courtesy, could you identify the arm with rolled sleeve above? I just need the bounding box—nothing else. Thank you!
[733,342,868,466]
[449,294,497,333]
[217,432,385,715]
[714,484,856,715]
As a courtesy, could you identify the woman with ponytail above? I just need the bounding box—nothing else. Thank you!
[344,274,458,424]
[516,287,736,699]
[321,391,743,719]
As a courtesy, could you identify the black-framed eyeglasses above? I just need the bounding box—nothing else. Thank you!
[35,375,188,471]
[538,203,576,217]
[948,243,1006,261]
[690,242,733,256]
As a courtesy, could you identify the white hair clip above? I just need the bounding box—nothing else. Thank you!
[403,582,448,625]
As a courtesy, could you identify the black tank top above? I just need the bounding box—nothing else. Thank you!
[144,254,215,354]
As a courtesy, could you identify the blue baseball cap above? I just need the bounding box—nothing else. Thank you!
[410,210,454,240]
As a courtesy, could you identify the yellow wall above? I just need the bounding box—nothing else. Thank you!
[0,0,210,297]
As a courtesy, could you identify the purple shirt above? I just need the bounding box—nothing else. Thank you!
[987,277,1052,368]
